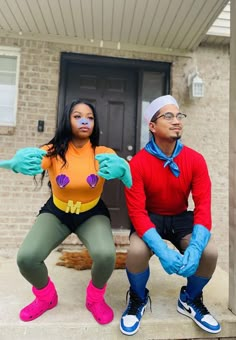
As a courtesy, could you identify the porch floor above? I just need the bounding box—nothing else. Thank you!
[0,251,236,340]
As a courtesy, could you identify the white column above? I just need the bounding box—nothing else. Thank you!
[229,0,236,314]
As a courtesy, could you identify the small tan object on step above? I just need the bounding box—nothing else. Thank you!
[56,249,127,270]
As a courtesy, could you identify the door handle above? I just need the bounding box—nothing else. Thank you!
[126,155,132,161]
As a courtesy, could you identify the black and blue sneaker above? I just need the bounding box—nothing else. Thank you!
[177,286,221,334]
[120,288,150,335]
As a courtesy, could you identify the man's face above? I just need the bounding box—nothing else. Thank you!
[149,104,184,142]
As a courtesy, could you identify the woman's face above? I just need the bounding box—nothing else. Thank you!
[70,103,95,140]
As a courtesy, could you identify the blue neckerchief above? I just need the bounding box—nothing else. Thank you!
[145,138,183,177]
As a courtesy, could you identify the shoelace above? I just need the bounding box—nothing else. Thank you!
[125,290,152,315]
[189,295,209,316]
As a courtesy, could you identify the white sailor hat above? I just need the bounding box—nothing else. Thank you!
[144,95,179,123]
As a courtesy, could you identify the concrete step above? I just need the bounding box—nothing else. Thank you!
[0,251,236,340]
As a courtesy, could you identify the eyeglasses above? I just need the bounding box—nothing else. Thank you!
[154,112,187,122]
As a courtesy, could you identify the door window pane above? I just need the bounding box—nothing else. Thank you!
[140,72,165,148]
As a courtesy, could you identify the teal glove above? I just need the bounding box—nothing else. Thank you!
[95,153,132,188]
[178,224,211,277]
[0,147,46,175]
[142,228,183,275]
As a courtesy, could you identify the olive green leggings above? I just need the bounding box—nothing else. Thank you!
[17,213,116,289]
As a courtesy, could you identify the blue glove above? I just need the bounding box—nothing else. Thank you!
[178,224,211,277]
[95,153,132,188]
[0,147,46,175]
[142,228,183,275]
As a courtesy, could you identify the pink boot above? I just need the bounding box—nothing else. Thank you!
[86,280,114,324]
[20,277,58,322]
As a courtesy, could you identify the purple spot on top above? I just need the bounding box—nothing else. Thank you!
[87,174,99,188]
[56,174,70,188]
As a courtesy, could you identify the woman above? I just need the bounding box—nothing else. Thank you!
[3,99,131,324]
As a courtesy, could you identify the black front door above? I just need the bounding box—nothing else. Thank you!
[58,53,171,230]
[59,61,137,229]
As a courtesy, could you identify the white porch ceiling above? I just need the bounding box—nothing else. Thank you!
[204,0,230,44]
[0,0,229,53]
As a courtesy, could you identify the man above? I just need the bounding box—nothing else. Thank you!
[120,95,221,336]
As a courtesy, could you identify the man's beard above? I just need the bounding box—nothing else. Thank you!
[171,135,181,141]
[171,131,181,141]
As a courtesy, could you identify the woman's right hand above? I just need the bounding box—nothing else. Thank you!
[0,147,46,175]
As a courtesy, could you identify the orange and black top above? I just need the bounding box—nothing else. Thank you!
[41,141,115,214]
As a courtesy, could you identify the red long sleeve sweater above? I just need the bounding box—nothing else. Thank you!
[125,146,212,237]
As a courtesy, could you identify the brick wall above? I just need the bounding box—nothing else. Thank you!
[0,37,229,271]
[172,44,230,272]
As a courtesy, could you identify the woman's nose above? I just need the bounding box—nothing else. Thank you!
[77,118,90,126]
[81,118,89,124]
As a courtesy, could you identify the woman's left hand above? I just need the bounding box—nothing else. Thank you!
[95,153,132,188]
